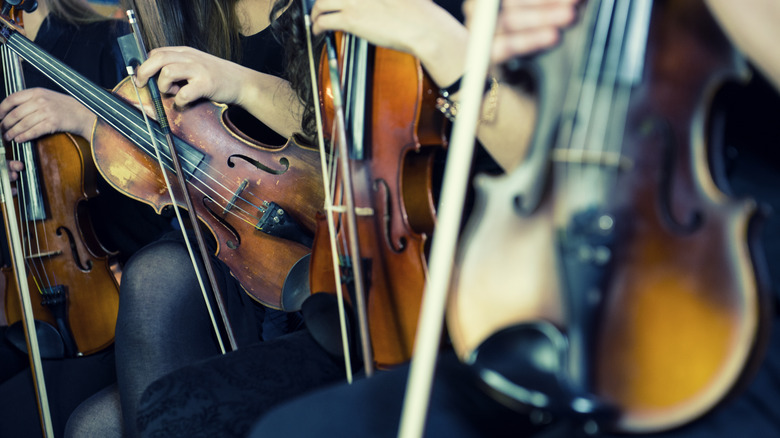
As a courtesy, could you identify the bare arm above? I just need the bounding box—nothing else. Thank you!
[0,88,96,143]
[134,46,303,139]
[311,0,576,172]
[706,0,780,91]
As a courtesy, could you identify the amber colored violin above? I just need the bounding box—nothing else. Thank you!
[0,13,324,310]
[308,30,445,370]
[1,6,119,357]
[446,0,770,433]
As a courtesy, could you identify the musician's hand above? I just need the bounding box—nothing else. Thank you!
[7,160,24,195]
[0,88,96,143]
[311,0,468,91]
[134,46,303,139]
[135,47,256,109]
[311,0,449,55]
[7,160,23,182]
[463,0,579,64]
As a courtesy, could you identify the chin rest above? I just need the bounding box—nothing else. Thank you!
[6,319,66,359]
[466,321,616,431]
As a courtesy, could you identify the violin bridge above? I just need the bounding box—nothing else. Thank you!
[321,205,374,216]
[552,149,633,170]
[256,201,312,247]
[25,250,63,260]
[223,179,249,215]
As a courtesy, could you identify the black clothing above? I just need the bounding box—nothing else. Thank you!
[23,16,126,92]
[68,17,309,438]
[0,348,116,438]
[23,14,175,264]
[0,14,164,438]
[251,69,780,438]
[137,330,344,438]
[225,30,288,146]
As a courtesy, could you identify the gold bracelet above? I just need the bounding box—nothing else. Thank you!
[479,77,500,124]
[435,77,499,123]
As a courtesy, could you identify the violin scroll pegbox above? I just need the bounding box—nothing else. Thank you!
[0,0,33,42]
[0,0,36,32]
[1,0,37,17]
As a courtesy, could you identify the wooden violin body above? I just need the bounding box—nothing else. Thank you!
[91,78,324,309]
[447,0,770,432]
[310,35,445,368]
[0,6,120,355]
[3,132,120,356]
[0,16,325,308]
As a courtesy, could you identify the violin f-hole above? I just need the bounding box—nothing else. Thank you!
[374,178,406,253]
[228,154,290,175]
[56,226,92,272]
[203,197,241,249]
[656,118,704,234]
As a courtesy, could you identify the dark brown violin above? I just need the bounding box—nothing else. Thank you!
[0,13,324,309]
[1,6,119,357]
[447,0,770,433]
[308,31,445,370]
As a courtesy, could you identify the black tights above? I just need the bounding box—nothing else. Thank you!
[67,236,263,437]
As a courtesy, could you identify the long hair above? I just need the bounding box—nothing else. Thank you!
[47,0,107,25]
[270,0,323,138]
[121,0,243,62]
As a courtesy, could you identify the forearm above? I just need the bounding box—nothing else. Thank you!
[74,109,98,140]
[236,70,304,139]
[407,3,469,89]
[472,80,537,172]
[409,6,534,172]
[706,0,780,91]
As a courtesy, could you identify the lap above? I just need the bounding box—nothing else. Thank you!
[252,320,780,438]
[137,329,345,438]
[251,350,540,438]
[0,347,116,438]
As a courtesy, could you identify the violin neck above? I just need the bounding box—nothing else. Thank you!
[341,35,370,161]
[1,44,46,220]
[3,30,204,179]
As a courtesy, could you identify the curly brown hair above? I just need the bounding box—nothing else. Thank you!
[271,0,323,138]
[121,0,243,62]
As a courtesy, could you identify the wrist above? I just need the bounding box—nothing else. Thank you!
[234,68,264,111]
[409,5,467,88]
[436,76,500,123]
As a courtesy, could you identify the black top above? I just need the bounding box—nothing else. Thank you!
[1,15,174,265]
[225,27,288,146]
[25,16,127,90]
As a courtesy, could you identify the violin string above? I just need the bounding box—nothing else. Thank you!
[562,0,615,220]
[607,0,655,193]
[302,0,354,381]
[551,3,592,224]
[22,138,58,291]
[8,35,283,234]
[12,140,44,291]
[320,31,375,374]
[2,46,51,294]
[588,0,632,208]
[327,117,351,266]
[8,36,263,214]
[0,17,55,437]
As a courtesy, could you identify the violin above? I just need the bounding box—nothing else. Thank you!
[0,12,324,310]
[1,4,119,357]
[308,30,445,371]
[446,0,771,433]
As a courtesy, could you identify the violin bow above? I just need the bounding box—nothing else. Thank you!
[301,0,358,382]
[118,9,237,353]
[397,0,501,436]
[0,4,54,436]
[0,126,54,438]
